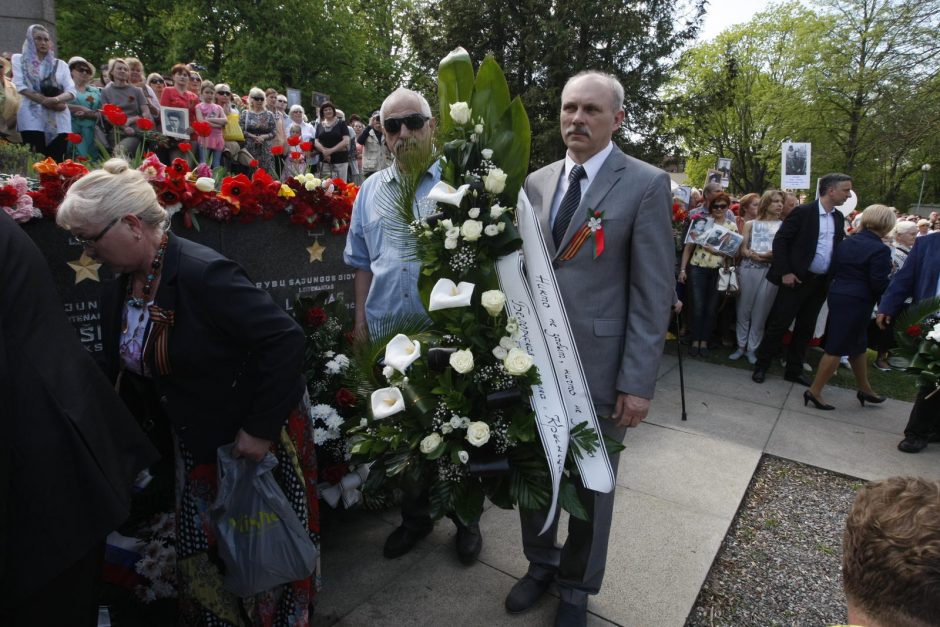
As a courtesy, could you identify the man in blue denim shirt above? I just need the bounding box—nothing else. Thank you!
[343,87,483,563]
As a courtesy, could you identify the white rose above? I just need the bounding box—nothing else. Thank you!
[498,222,505,232]
[504,347,534,376]
[441,218,454,230]
[420,432,443,454]
[474,124,484,134]
[446,225,460,239]
[450,415,464,429]
[492,346,508,360]
[441,423,453,434]
[305,180,317,191]
[458,450,469,464]
[465,421,491,447]
[444,236,459,250]
[461,219,484,241]
[359,418,368,427]
[449,349,474,374]
[484,224,500,237]
[499,336,516,350]
[481,289,506,317]
[481,148,493,160]
[449,102,471,125]
[505,317,520,336]
[468,207,480,219]
[490,203,505,219]
[484,168,507,194]
[461,417,470,428]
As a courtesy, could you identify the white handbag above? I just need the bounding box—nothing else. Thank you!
[717,264,739,295]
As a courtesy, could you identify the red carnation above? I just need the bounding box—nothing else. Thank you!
[271,145,284,156]
[66,133,82,144]
[178,142,193,153]
[287,135,301,147]
[58,160,89,179]
[335,388,357,408]
[191,121,212,137]
[305,306,328,327]
[300,141,313,152]
[290,151,302,160]
[249,159,259,168]
[0,186,18,207]
[906,324,923,337]
[136,118,155,131]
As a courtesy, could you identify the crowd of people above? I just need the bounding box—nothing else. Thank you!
[674,178,939,454]
[3,22,939,627]
[0,24,393,183]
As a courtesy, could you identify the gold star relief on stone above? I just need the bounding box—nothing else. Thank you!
[67,252,102,284]
[306,240,325,263]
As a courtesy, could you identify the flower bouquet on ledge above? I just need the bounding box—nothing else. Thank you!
[348,48,618,526]
[291,291,381,509]
[890,295,940,399]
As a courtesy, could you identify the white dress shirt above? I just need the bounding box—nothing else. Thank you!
[808,202,836,275]
[550,141,614,227]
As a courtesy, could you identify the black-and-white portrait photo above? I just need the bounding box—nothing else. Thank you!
[785,145,807,175]
[161,106,189,139]
[685,216,713,245]
[781,142,812,189]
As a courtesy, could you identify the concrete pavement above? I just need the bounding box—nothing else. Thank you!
[313,355,939,626]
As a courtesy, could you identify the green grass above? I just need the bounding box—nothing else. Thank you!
[663,340,918,403]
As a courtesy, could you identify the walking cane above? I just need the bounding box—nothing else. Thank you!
[675,308,688,421]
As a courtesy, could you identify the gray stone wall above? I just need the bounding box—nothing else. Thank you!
[0,0,55,58]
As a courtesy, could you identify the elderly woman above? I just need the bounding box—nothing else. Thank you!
[146,72,165,103]
[12,24,75,160]
[240,86,277,172]
[100,58,152,155]
[126,57,161,115]
[315,101,349,180]
[871,219,919,370]
[732,190,783,363]
[804,205,896,410]
[678,191,738,356]
[55,158,319,624]
[66,56,101,159]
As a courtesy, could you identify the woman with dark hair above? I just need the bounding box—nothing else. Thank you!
[11,24,75,159]
[314,101,349,180]
[678,191,738,356]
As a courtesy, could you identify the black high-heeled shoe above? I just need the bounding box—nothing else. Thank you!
[804,390,835,410]
[857,391,886,406]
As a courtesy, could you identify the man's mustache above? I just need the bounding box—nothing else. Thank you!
[565,125,591,139]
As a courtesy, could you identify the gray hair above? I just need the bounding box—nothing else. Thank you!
[56,158,167,231]
[289,104,305,115]
[565,71,624,113]
[248,86,265,100]
[380,88,432,124]
[891,220,918,237]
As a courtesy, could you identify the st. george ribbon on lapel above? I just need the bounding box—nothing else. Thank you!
[495,190,615,534]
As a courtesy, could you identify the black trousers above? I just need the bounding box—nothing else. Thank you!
[755,273,829,378]
[904,383,940,439]
[20,130,68,162]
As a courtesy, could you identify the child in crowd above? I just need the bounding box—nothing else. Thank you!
[282,123,308,180]
[194,81,226,167]
[840,476,940,627]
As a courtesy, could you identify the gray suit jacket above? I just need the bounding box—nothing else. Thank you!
[524,146,674,409]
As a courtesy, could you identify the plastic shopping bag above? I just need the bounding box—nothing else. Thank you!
[210,444,317,597]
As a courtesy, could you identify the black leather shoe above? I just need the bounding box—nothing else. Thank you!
[505,574,552,614]
[383,522,433,559]
[897,436,928,453]
[752,368,767,383]
[784,373,812,386]
[455,522,482,564]
[929,432,940,443]
[554,600,587,627]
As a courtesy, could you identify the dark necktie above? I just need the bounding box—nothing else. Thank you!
[553,164,586,247]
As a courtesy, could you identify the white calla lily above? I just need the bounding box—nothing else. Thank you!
[370,387,405,419]
[384,333,422,373]
[428,278,475,311]
[426,181,471,208]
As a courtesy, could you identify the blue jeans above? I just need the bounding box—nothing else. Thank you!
[689,265,720,342]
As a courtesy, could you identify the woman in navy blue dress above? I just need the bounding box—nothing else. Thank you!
[804,205,895,410]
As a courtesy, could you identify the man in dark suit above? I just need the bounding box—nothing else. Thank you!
[752,173,852,384]
[504,71,674,627]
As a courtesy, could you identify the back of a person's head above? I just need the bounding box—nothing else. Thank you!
[843,476,940,627]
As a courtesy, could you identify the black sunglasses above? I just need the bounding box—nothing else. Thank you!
[149,79,164,85]
[74,216,119,246]
[72,65,92,74]
[383,114,429,134]
[216,90,230,96]
[712,204,729,209]
[251,96,264,101]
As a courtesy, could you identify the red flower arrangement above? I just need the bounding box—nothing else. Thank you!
[191,121,212,138]
[136,118,155,131]
[101,103,127,126]
[27,158,90,218]
[218,174,252,211]
[287,136,301,147]
[306,306,328,327]
[285,175,358,234]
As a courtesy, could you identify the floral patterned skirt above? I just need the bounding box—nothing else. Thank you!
[104,401,320,627]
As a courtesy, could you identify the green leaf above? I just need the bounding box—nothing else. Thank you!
[558,479,590,521]
[604,434,626,455]
[470,56,512,140]
[438,47,475,137]
[488,97,531,202]
[454,480,485,526]
[429,479,456,520]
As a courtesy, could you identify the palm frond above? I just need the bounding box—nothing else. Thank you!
[894,295,940,340]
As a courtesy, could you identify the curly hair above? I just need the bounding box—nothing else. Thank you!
[842,476,940,627]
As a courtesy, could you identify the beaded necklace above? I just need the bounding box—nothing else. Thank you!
[123,233,168,332]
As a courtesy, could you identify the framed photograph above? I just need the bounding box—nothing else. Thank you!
[716,157,732,188]
[673,185,692,207]
[286,88,301,109]
[781,142,811,189]
[701,223,743,257]
[704,169,722,187]
[684,215,714,245]
[748,220,781,254]
[161,106,189,139]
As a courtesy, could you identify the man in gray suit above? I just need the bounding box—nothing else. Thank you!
[504,71,674,626]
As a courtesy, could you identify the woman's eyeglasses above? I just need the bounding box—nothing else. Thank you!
[216,91,230,96]
[383,114,430,134]
[149,79,164,85]
[72,65,92,75]
[251,96,264,101]
[74,217,119,247]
